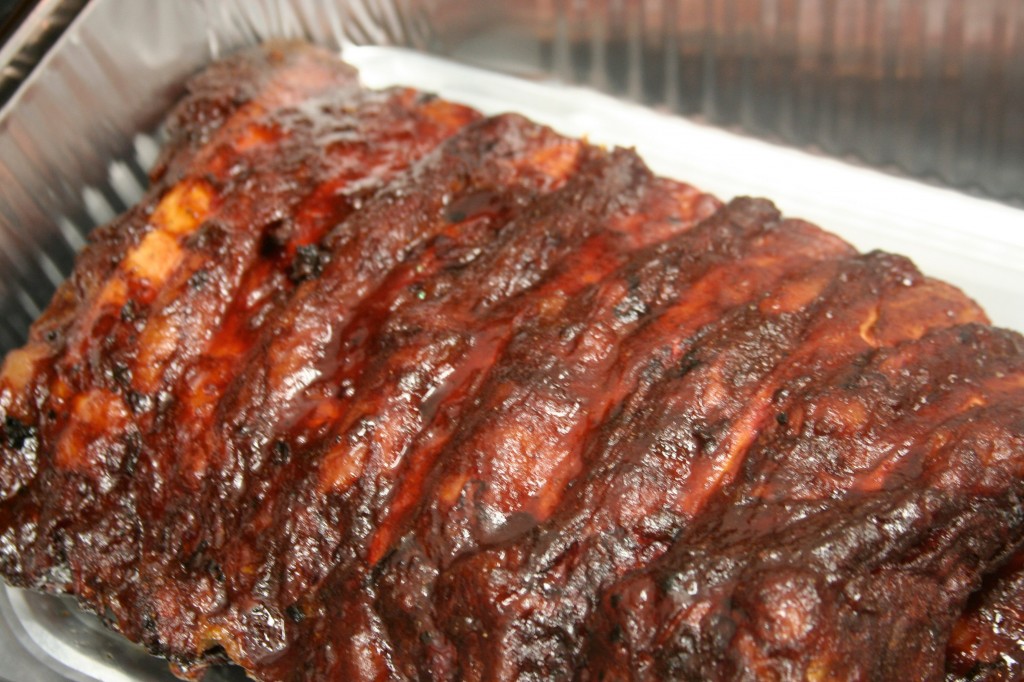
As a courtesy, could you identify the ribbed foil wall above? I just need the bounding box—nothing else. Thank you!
[506,0,1024,200]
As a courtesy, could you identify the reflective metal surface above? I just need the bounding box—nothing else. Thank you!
[517,0,1024,201]
[0,0,85,106]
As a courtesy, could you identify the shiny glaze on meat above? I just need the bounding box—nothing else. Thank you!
[2,43,1024,681]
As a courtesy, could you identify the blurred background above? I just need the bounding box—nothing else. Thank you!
[1,0,22,37]
[439,1,1024,203]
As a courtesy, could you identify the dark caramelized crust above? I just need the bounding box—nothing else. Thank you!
[947,548,1024,681]
[2,43,1024,681]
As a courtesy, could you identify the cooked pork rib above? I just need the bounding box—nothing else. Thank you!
[2,43,1023,681]
[947,547,1024,681]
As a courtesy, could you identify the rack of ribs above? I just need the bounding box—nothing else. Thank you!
[1,42,1023,681]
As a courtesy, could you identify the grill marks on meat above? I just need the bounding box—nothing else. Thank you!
[2,44,1024,681]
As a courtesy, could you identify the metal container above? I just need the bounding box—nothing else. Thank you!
[1,1,1023,679]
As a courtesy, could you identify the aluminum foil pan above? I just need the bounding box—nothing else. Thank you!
[1,0,1024,679]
